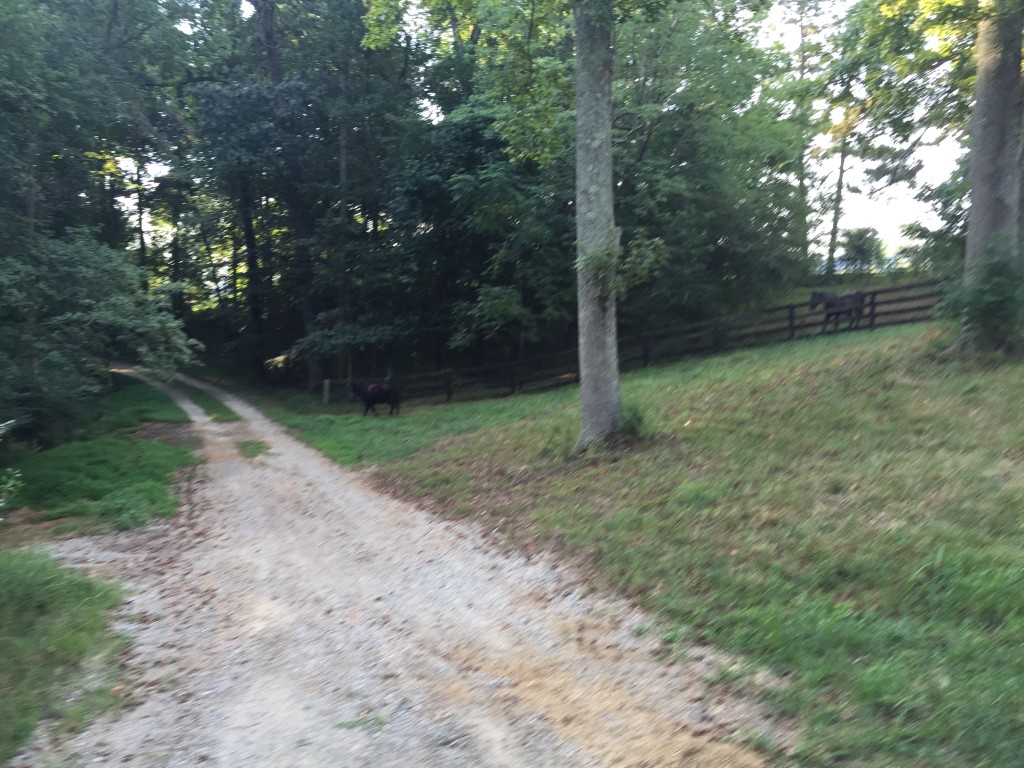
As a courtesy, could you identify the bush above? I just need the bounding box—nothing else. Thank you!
[0,468,20,519]
[941,251,1024,353]
[0,420,21,522]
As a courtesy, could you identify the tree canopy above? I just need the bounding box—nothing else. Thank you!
[0,0,1000,435]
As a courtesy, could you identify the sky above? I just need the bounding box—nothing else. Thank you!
[759,2,964,260]
[839,143,962,256]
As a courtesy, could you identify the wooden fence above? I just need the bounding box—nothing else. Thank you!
[323,279,945,405]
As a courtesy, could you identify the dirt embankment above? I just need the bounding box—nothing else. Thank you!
[11,379,792,767]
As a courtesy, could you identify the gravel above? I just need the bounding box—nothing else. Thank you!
[10,378,791,768]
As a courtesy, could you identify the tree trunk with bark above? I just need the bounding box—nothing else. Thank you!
[253,0,324,391]
[574,0,621,446]
[238,172,266,381]
[965,0,1024,283]
[826,134,849,277]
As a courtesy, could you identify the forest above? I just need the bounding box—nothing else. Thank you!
[7,3,1024,762]
[0,0,1008,439]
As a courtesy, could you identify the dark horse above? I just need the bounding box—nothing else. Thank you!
[810,291,865,334]
[351,380,401,416]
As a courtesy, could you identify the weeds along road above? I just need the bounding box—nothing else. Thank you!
[13,378,789,768]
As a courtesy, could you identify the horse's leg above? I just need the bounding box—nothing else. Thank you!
[821,312,828,334]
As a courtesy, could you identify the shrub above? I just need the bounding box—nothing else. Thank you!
[941,250,1024,353]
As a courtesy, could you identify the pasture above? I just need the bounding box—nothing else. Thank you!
[270,325,1024,766]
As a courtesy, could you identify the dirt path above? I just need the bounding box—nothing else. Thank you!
[12,380,790,767]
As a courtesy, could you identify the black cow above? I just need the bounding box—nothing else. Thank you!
[351,380,401,416]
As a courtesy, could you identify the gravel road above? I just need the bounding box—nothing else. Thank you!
[12,379,790,767]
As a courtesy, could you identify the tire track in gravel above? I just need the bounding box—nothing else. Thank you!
[11,376,793,768]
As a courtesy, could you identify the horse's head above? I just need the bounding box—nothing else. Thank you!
[810,291,839,310]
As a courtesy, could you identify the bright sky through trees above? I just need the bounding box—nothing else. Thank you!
[760,0,964,259]
[841,138,962,256]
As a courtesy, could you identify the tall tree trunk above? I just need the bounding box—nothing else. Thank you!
[254,0,323,391]
[169,231,186,317]
[136,162,148,291]
[169,193,186,318]
[199,222,225,308]
[295,234,324,391]
[238,172,266,381]
[230,231,240,308]
[254,0,284,85]
[965,0,1024,283]
[24,141,38,234]
[336,68,352,381]
[826,135,849,277]
[574,0,621,446]
[794,0,812,267]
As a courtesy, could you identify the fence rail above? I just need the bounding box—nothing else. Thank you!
[323,279,945,405]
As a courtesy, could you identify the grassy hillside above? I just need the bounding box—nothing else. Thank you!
[269,325,1024,766]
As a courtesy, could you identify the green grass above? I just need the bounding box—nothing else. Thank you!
[2,373,197,531]
[6,436,198,530]
[0,374,196,760]
[0,549,120,763]
[174,380,240,422]
[75,374,190,438]
[236,439,270,458]
[262,325,1024,766]
[255,386,579,465]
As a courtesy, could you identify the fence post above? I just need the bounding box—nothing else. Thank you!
[509,362,518,394]
[642,333,652,366]
[788,305,796,340]
[444,370,454,402]
[322,378,331,406]
[712,320,727,353]
[869,291,878,329]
